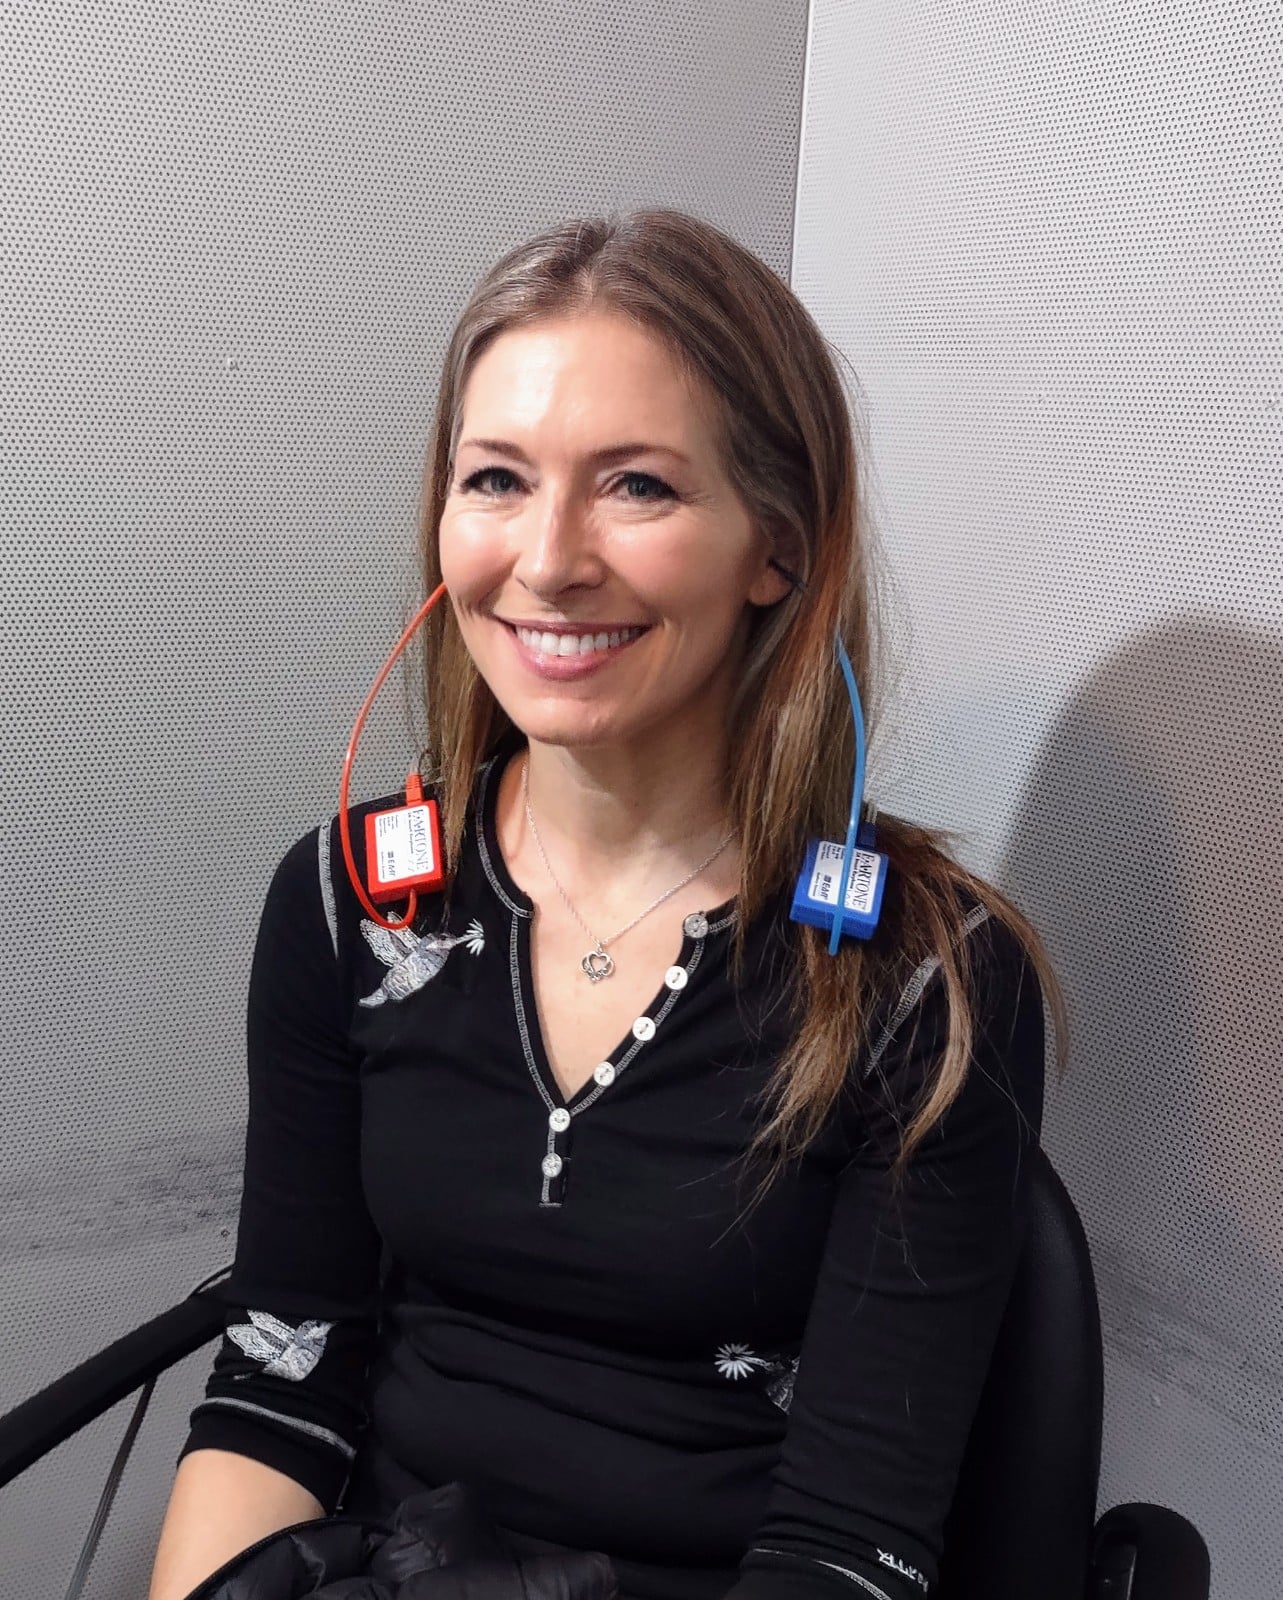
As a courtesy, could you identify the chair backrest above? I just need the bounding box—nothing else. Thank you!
[939,1144,1104,1599]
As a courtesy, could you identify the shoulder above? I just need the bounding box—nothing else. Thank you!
[868,890,1035,1046]
[861,888,1046,1132]
[261,787,418,949]
[959,895,1042,1022]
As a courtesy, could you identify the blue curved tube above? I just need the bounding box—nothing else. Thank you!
[829,632,867,955]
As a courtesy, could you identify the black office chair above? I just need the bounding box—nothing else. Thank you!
[0,1147,1210,1599]
[941,1146,1209,1597]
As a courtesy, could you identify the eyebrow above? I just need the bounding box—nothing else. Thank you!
[457,437,693,468]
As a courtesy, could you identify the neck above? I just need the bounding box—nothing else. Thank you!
[498,725,738,903]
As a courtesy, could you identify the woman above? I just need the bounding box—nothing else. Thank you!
[149,208,1064,1600]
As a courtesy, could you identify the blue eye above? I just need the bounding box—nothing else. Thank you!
[618,472,676,502]
[459,467,519,494]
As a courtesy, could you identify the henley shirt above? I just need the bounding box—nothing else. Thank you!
[183,744,1045,1600]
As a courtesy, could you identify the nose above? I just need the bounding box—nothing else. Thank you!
[510,485,604,600]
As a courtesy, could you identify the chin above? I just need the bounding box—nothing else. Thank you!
[485,687,649,752]
[506,713,633,751]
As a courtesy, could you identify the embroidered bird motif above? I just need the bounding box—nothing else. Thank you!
[761,1355,800,1412]
[358,918,485,1007]
[227,1311,333,1381]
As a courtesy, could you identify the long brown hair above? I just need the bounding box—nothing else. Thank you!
[416,207,1067,1173]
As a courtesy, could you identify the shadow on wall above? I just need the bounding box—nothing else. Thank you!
[1000,615,1283,1558]
[0,1120,242,1415]
[0,1124,242,1271]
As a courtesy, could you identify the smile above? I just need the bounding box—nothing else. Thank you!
[513,624,648,658]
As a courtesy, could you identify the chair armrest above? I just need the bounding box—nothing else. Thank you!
[0,1287,225,1490]
[1089,1501,1211,1600]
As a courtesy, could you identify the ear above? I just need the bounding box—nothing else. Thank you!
[747,546,798,608]
[749,566,794,607]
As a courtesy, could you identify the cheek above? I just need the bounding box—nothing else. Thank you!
[611,526,755,616]
[438,513,506,599]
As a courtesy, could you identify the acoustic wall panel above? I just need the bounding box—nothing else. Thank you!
[793,4,1281,1597]
[0,4,807,1595]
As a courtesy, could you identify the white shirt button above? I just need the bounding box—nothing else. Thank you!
[541,1153,563,1178]
[593,1061,616,1087]
[549,1108,571,1133]
[683,912,709,939]
[632,1016,657,1042]
[664,965,689,991]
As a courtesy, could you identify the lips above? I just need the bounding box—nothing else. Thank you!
[494,617,651,680]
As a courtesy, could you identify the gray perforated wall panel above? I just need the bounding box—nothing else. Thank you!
[793,4,1281,1597]
[0,4,806,1595]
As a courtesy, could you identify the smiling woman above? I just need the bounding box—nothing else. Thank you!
[150,210,1067,1600]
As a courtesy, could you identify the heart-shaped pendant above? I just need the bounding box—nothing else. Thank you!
[582,947,615,982]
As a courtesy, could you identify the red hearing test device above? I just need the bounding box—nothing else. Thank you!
[363,771,445,905]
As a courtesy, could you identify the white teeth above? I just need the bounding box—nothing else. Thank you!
[515,625,644,657]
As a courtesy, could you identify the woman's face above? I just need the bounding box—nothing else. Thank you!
[437,309,788,755]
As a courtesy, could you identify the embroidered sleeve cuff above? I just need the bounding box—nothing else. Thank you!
[726,1549,924,1600]
[180,1402,355,1511]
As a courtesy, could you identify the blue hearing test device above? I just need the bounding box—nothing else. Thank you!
[789,631,888,951]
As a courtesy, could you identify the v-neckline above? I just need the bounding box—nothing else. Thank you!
[474,744,737,1106]
[514,912,705,1112]
[471,744,738,1203]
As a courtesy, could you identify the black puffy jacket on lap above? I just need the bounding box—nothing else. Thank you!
[185,1483,618,1600]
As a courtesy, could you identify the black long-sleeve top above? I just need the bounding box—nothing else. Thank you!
[183,746,1045,1600]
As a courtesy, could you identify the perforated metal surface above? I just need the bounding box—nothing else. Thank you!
[0,4,806,1595]
[795,4,1282,1596]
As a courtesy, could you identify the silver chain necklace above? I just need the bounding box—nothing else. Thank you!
[521,756,735,982]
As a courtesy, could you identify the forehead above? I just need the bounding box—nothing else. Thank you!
[455,311,720,448]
